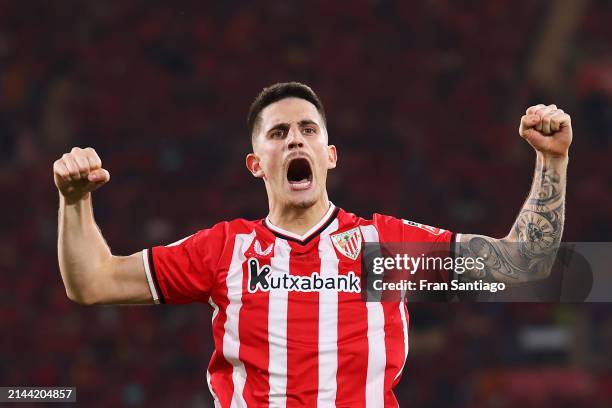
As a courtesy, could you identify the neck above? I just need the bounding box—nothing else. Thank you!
[267,195,331,236]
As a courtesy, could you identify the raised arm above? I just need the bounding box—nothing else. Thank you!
[456,104,571,284]
[54,147,153,304]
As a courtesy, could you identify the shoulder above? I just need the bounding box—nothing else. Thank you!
[187,218,265,246]
[336,209,402,229]
[339,209,451,242]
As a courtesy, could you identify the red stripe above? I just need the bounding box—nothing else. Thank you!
[346,238,355,256]
[239,253,271,406]
[285,240,320,407]
[350,235,358,253]
[383,302,406,407]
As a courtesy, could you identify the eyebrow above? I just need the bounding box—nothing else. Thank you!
[265,120,320,134]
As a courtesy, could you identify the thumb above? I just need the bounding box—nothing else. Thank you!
[87,168,110,184]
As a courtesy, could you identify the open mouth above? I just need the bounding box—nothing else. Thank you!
[286,158,313,190]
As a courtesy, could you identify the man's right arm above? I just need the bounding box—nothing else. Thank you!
[55,147,153,305]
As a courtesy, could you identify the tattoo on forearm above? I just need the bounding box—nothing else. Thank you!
[458,158,566,284]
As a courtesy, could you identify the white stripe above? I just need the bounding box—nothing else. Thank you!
[268,238,291,407]
[208,297,221,407]
[165,233,194,247]
[317,219,340,406]
[265,202,336,241]
[394,303,409,382]
[223,231,256,408]
[360,225,386,408]
[141,249,159,304]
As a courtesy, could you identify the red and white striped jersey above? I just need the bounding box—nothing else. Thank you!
[142,204,453,407]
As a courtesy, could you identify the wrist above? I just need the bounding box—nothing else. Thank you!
[59,192,91,206]
[536,151,569,164]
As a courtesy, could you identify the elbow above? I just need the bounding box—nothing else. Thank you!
[534,267,552,281]
[65,288,98,305]
[537,258,556,281]
[61,260,116,305]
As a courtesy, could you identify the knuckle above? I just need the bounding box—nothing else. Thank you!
[527,104,543,113]
[87,148,101,161]
[70,146,81,153]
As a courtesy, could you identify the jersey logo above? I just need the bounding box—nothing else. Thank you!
[254,240,274,257]
[330,227,363,260]
[403,220,445,235]
[247,258,360,293]
[248,258,272,292]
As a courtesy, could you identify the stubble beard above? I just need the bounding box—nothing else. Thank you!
[292,197,318,209]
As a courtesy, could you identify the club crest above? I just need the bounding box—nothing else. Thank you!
[330,227,363,260]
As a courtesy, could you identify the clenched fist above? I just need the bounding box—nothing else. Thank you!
[519,104,572,158]
[53,147,110,203]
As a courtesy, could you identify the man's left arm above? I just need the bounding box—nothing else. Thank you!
[456,104,572,284]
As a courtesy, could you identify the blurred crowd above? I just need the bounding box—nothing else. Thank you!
[1,0,611,406]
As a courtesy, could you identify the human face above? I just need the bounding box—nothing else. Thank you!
[246,97,337,209]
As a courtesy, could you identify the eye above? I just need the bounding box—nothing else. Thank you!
[303,127,317,135]
[270,129,285,139]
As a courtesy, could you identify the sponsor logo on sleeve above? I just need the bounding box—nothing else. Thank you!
[402,220,445,235]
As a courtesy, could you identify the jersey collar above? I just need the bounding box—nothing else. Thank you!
[264,203,339,244]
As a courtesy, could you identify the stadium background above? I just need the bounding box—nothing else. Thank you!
[1,0,611,406]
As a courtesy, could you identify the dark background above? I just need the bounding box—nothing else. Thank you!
[1,0,612,406]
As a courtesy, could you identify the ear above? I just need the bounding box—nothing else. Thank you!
[327,145,337,169]
[246,153,265,178]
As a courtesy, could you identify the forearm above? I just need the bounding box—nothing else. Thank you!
[458,153,567,284]
[508,153,567,250]
[58,193,113,302]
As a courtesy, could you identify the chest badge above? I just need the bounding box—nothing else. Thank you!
[330,227,363,260]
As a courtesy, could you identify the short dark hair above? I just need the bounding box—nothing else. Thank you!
[247,82,326,140]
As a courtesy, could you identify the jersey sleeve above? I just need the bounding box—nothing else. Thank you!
[372,214,458,284]
[372,213,454,246]
[142,224,226,304]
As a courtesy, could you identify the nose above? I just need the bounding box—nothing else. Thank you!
[287,127,304,150]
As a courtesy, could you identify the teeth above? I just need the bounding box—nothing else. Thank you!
[288,179,312,189]
[289,180,308,184]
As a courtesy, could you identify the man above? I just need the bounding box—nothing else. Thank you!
[54,82,571,407]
